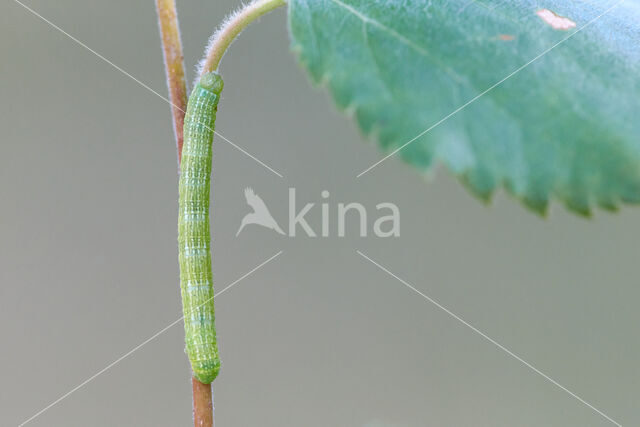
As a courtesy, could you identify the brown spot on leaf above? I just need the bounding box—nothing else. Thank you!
[536,9,576,30]
[498,34,515,41]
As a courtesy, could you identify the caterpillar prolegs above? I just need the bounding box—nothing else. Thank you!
[178,72,224,384]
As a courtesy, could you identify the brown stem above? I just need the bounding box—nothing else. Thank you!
[155,0,188,164]
[155,2,214,427]
[192,378,215,427]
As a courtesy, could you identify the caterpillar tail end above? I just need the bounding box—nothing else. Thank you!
[192,359,221,384]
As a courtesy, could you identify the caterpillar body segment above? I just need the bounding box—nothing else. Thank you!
[178,72,224,384]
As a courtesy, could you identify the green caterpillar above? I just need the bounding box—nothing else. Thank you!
[178,71,224,384]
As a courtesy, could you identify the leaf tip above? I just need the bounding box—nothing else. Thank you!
[522,196,550,217]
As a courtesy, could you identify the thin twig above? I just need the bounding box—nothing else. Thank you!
[156,2,287,426]
[156,0,188,164]
[192,377,215,427]
[155,2,214,427]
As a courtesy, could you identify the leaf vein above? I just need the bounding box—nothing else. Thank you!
[330,0,430,58]
[329,0,468,87]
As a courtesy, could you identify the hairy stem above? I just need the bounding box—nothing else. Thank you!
[156,0,188,164]
[155,2,214,427]
[199,0,287,76]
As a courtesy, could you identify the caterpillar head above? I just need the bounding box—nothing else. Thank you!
[200,72,224,94]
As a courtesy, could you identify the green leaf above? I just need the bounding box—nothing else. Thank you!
[288,0,640,215]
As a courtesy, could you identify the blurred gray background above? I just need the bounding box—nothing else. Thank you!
[1,1,639,426]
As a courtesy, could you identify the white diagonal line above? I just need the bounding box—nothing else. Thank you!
[18,250,283,427]
[356,250,622,427]
[213,131,284,177]
[11,0,284,179]
[357,0,624,177]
